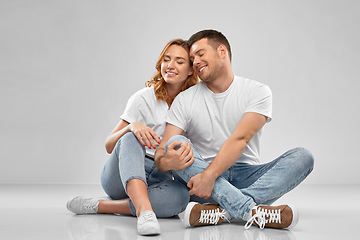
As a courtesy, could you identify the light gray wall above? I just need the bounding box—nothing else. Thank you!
[1,0,359,184]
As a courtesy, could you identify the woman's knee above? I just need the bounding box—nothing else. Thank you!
[121,132,138,143]
[101,177,128,200]
[149,180,190,217]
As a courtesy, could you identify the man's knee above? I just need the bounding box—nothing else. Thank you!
[165,135,189,150]
[295,147,315,173]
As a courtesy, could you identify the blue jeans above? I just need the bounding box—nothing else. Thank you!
[166,135,314,220]
[100,132,190,217]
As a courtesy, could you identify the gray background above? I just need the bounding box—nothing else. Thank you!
[1,0,359,185]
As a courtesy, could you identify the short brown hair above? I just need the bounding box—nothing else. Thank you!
[188,29,232,61]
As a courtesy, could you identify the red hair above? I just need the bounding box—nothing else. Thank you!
[145,39,198,102]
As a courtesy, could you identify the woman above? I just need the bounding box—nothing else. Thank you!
[67,39,198,236]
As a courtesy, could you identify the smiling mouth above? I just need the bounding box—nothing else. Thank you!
[198,66,206,73]
[166,71,178,76]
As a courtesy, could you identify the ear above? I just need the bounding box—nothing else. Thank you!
[218,45,227,59]
[188,67,193,76]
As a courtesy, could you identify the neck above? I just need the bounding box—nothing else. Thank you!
[166,84,181,99]
[166,83,182,107]
[206,69,234,94]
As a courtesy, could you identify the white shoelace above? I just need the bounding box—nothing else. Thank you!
[141,211,156,222]
[83,201,98,213]
[244,206,281,229]
[198,208,230,225]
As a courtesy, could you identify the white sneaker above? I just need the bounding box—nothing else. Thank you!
[66,196,111,214]
[137,210,161,236]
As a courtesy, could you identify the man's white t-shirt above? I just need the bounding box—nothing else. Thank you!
[120,87,168,157]
[166,76,272,165]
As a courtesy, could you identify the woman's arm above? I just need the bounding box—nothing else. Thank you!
[105,120,161,154]
[105,120,131,154]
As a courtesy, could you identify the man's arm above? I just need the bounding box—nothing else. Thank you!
[154,123,194,171]
[188,112,268,199]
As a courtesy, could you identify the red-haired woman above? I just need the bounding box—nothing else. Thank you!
[67,39,198,236]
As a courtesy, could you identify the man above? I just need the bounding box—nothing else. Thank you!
[154,29,314,230]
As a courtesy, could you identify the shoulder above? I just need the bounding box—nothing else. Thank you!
[234,76,267,87]
[177,82,205,99]
[234,76,271,93]
[129,86,155,101]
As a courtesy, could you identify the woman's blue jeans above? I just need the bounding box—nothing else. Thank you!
[100,132,190,217]
[166,135,314,220]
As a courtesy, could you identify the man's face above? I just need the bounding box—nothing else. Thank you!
[189,38,222,82]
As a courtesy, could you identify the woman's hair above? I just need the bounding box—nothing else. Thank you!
[145,39,198,102]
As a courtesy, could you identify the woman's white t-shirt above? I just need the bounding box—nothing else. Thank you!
[120,87,168,158]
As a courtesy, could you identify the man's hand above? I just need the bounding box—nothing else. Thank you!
[187,171,216,199]
[159,141,194,171]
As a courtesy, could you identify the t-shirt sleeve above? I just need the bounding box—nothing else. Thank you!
[120,91,140,123]
[245,84,273,122]
[166,93,187,132]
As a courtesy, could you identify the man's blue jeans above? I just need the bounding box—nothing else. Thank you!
[166,135,314,220]
[100,132,190,217]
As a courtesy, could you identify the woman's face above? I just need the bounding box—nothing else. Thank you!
[161,45,193,86]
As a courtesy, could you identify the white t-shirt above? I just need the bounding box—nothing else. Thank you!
[120,87,168,157]
[167,76,272,165]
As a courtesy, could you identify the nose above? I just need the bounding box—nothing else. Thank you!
[193,56,200,66]
[167,61,175,69]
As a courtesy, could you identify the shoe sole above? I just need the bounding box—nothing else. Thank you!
[138,226,161,236]
[137,219,161,236]
[285,204,299,229]
[183,202,198,227]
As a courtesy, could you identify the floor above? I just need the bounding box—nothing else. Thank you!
[1,184,359,240]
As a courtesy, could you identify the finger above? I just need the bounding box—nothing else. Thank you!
[149,130,161,144]
[140,132,153,149]
[135,132,146,147]
[143,131,156,149]
[180,142,192,159]
[146,129,159,148]
[186,149,194,162]
[189,189,194,196]
[168,140,183,150]
[183,156,195,168]
[181,145,193,164]
[187,177,193,190]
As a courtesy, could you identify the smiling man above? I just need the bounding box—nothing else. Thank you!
[154,29,314,230]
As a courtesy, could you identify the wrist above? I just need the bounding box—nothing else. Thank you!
[154,149,168,171]
[203,168,218,182]
[127,123,133,133]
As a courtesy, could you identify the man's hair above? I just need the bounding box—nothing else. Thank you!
[188,29,232,61]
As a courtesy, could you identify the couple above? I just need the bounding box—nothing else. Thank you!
[67,30,314,236]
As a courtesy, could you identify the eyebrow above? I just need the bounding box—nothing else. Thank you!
[164,54,186,61]
[189,49,204,61]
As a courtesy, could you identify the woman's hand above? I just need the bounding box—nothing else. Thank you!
[129,122,160,149]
